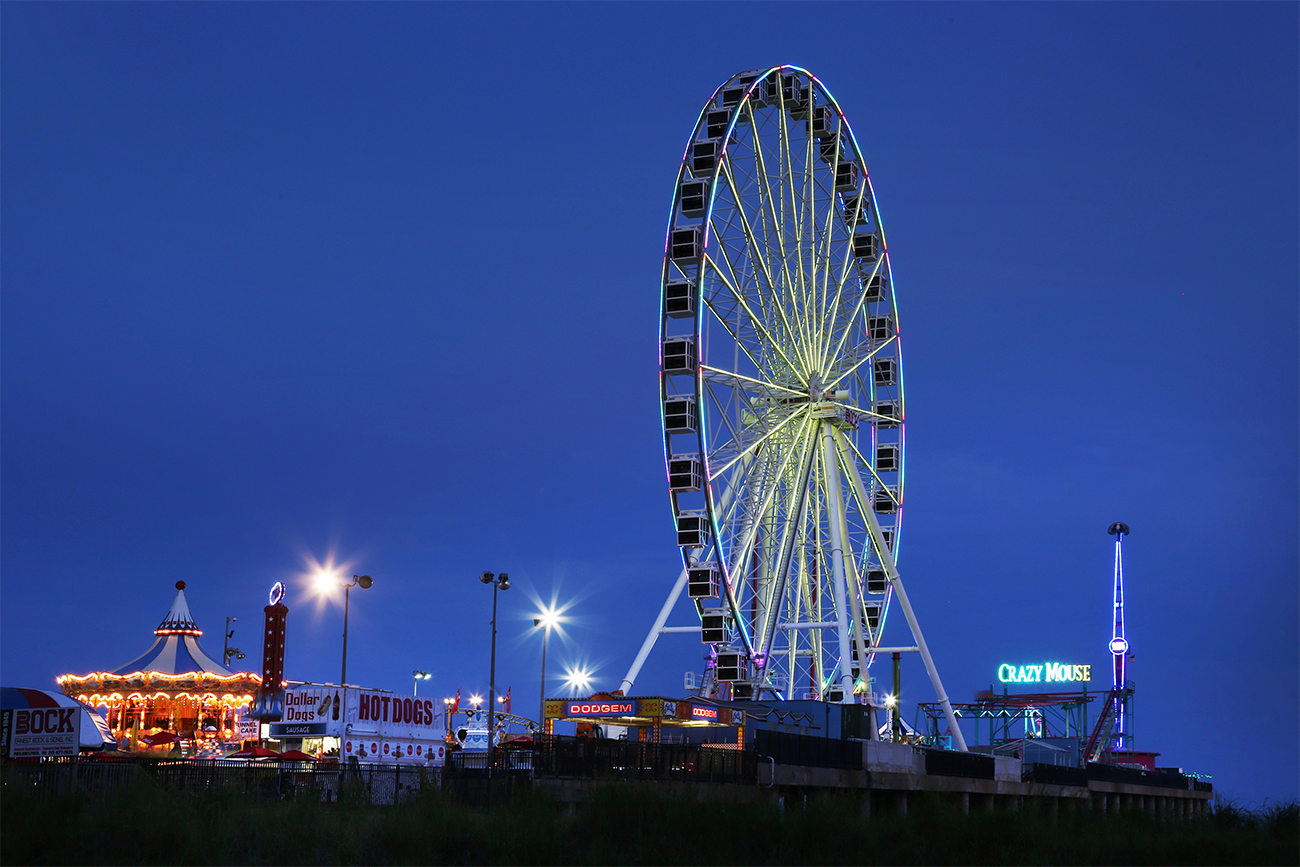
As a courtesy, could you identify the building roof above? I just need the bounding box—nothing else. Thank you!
[110,582,233,676]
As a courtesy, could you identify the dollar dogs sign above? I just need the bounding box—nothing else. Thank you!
[251,582,289,720]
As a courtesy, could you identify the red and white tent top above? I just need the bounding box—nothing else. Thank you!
[110,582,232,676]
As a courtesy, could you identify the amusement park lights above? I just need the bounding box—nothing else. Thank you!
[561,664,593,695]
[533,604,562,727]
[479,572,510,776]
[336,574,373,687]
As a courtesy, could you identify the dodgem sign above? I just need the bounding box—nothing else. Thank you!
[566,701,635,717]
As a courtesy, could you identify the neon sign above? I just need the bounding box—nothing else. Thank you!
[998,663,1092,684]
[690,706,718,720]
[567,702,634,717]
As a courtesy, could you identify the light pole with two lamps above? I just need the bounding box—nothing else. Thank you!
[479,571,509,768]
[413,670,431,696]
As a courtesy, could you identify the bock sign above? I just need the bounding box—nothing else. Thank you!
[2,707,81,758]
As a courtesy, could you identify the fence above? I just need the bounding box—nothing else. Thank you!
[922,747,996,780]
[3,757,443,805]
[752,729,861,770]
[529,735,756,785]
[2,756,144,802]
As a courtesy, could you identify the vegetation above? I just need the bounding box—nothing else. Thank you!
[2,779,1295,865]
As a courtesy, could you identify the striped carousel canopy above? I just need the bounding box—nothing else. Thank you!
[110,582,233,676]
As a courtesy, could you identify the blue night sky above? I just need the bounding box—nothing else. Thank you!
[3,3,1296,806]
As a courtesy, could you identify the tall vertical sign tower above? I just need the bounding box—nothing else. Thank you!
[251,582,289,723]
[1107,522,1132,753]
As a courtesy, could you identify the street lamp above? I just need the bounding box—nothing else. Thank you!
[339,574,373,687]
[479,571,510,766]
[223,616,246,668]
[413,670,431,696]
[533,606,559,733]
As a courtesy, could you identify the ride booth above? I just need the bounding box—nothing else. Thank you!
[543,696,746,746]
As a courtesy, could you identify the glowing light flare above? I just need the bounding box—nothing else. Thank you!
[533,604,561,632]
[300,550,360,608]
[561,664,594,696]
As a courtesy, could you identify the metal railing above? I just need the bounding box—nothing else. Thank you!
[3,756,442,805]
[752,729,861,770]
[527,735,756,784]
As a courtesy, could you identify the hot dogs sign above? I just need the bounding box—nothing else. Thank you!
[268,683,446,764]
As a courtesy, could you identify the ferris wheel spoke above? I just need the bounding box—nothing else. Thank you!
[705,258,805,381]
[837,430,885,493]
[746,111,809,364]
[699,364,806,399]
[701,291,771,379]
[718,162,813,372]
[701,374,797,478]
[721,417,811,582]
[776,105,811,342]
[822,256,887,378]
[754,423,820,658]
[707,218,810,377]
[707,405,806,481]
[821,334,897,394]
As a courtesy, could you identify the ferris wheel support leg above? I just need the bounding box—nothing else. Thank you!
[834,429,968,752]
[619,566,689,695]
[820,421,857,703]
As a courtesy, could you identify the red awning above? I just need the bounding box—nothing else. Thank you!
[141,731,179,746]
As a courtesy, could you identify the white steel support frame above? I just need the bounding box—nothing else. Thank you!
[820,420,856,701]
[834,427,967,751]
[619,566,688,695]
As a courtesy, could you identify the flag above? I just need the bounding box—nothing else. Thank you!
[452,689,460,714]
[505,687,511,713]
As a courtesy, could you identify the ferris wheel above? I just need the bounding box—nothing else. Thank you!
[623,68,966,741]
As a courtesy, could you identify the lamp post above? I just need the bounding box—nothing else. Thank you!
[479,571,509,769]
[223,616,246,668]
[413,670,431,696]
[340,574,373,687]
[533,608,557,734]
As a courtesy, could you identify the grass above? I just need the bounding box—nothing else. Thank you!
[2,779,1295,865]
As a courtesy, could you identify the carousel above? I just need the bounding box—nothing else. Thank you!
[58,582,260,752]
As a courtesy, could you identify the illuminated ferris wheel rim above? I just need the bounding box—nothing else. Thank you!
[658,66,906,698]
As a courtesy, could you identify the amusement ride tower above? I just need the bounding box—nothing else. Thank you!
[1107,521,1132,753]
[1087,522,1134,761]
